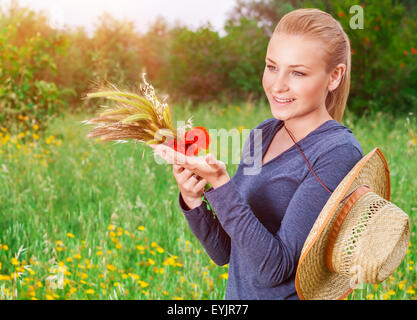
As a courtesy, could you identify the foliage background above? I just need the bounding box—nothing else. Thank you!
[1,0,416,133]
[0,0,416,301]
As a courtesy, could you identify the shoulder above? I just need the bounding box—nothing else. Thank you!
[303,121,364,186]
[311,120,364,162]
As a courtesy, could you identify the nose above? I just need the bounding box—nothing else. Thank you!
[271,73,289,93]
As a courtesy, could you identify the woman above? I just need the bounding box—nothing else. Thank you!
[152,8,363,300]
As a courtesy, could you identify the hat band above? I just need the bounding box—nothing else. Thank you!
[324,185,372,272]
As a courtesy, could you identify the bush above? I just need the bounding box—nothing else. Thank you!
[307,0,417,116]
[0,24,68,133]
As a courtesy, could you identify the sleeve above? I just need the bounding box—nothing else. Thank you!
[175,118,275,266]
[178,191,231,266]
[203,143,363,287]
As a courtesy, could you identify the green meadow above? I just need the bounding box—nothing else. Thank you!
[0,101,416,300]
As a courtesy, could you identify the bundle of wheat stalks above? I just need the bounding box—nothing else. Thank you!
[83,74,200,151]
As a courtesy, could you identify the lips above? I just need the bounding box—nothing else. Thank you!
[273,96,296,103]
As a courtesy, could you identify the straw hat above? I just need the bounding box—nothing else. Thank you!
[295,147,410,300]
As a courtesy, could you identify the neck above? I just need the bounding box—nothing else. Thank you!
[282,107,333,142]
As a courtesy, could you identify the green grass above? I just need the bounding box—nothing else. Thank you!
[0,101,416,300]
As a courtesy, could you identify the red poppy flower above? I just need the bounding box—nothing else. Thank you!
[411,48,417,55]
[184,127,210,151]
[164,126,211,156]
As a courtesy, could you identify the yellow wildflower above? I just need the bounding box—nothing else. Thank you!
[11,257,19,266]
[138,280,149,288]
[156,247,164,254]
[406,287,416,295]
[106,264,116,272]
[85,289,95,295]
[66,233,75,239]
[138,226,145,231]
[220,273,228,280]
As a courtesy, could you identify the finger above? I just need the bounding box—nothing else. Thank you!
[173,164,185,174]
[205,153,219,167]
[154,144,187,165]
[183,175,206,192]
[195,178,208,192]
[177,168,195,185]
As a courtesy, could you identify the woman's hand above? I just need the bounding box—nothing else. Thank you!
[150,144,230,189]
[172,165,207,210]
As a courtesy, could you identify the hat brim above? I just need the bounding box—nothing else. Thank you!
[295,147,390,300]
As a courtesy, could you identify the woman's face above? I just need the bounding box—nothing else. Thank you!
[262,33,336,122]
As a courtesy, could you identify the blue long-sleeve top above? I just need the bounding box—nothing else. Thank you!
[178,118,364,300]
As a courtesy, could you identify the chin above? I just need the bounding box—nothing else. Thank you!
[270,108,290,122]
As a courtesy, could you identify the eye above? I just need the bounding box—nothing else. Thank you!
[266,65,277,72]
[293,71,305,77]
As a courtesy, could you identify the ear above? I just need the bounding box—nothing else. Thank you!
[327,63,346,92]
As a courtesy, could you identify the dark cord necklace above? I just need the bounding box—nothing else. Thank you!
[284,124,333,195]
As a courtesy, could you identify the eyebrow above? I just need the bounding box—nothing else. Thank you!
[266,57,311,70]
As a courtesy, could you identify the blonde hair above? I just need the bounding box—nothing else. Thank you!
[274,8,351,122]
